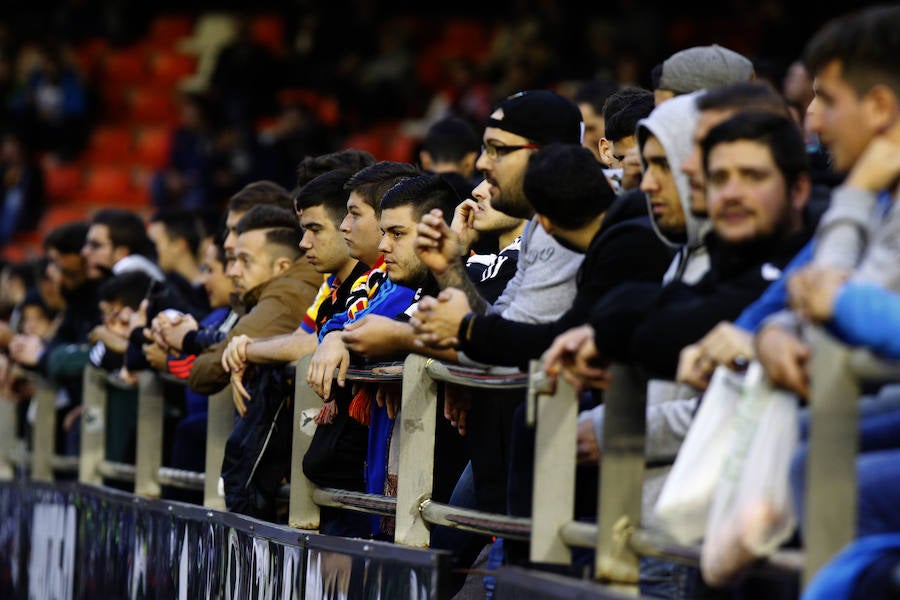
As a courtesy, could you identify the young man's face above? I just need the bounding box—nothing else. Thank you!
[470,178,523,235]
[706,139,798,245]
[339,191,382,268]
[226,229,279,296]
[82,224,117,280]
[146,221,177,272]
[578,102,605,163]
[199,244,233,308]
[21,305,52,338]
[806,59,878,173]
[378,205,428,288]
[474,126,536,219]
[46,247,86,291]
[223,210,244,258]
[640,135,686,235]
[300,205,352,275]
[682,108,735,217]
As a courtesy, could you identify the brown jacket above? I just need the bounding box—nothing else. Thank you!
[188,259,321,395]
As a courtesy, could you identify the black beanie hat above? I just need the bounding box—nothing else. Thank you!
[486,90,584,146]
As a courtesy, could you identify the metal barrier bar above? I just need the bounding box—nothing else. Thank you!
[157,466,205,490]
[394,354,437,547]
[803,327,860,585]
[30,376,58,481]
[288,354,321,529]
[204,385,233,509]
[134,371,165,498]
[595,363,646,586]
[420,499,531,540]
[97,459,136,482]
[79,365,108,485]
[50,455,80,472]
[529,360,577,564]
[311,487,397,517]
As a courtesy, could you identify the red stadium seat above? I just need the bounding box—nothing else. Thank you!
[43,163,84,204]
[81,166,136,206]
[134,126,172,170]
[127,87,179,125]
[148,50,198,86]
[82,126,135,164]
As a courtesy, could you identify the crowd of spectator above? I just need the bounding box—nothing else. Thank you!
[1,2,899,599]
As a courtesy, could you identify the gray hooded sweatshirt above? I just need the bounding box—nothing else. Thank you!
[635,91,710,285]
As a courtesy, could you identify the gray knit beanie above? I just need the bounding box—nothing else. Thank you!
[658,44,754,94]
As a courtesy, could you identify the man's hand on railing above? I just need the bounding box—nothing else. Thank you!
[142,342,169,372]
[8,333,45,367]
[306,331,349,399]
[415,208,463,277]
[222,334,252,373]
[376,382,401,419]
[443,384,471,436]
[342,315,407,358]
[755,324,810,398]
[787,265,850,323]
[542,324,610,392]
[87,326,129,354]
[157,313,199,353]
[410,288,471,349]
[677,322,753,390]
[62,404,82,431]
[230,368,250,416]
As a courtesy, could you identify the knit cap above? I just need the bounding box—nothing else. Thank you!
[658,44,754,94]
[486,90,584,145]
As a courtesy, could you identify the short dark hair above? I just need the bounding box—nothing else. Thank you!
[228,180,295,214]
[97,269,154,309]
[702,111,810,190]
[91,208,154,259]
[295,168,354,226]
[234,205,303,261]
[44,221,89,254]
[696,81,792,119]
[421,116,480,163]
[149,208,202,256]
[524,143,615,230]
[379,174,458,224]
[603,87,655,142]
[803,5,900,98]
[574,78,619,113]
[296,149,376,188]
[344,161,422,215]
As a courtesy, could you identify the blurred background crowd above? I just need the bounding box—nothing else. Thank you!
[0,0,870,261]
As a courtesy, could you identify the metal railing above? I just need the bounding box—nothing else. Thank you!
[18,323,895,594]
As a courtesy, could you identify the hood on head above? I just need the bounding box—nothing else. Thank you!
[636,91,710,249]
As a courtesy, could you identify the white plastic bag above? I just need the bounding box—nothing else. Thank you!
[700,361,799,587]
[652,366,745,544]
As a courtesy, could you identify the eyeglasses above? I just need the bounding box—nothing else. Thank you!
[480,143,542,160]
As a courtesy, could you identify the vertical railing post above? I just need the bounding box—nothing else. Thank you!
[204,385,234,509]
[394,354,437,547]
[31,376,58,481]
[134,371,165,498]
[288,354,321,529]
[528,360,577,564]
[596,363,646,584]
[804,327,859,586]
[79,365,108,485]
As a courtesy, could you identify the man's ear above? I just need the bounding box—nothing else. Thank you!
[272,256,293,275]
[536,213,555,235]
[598,138,613,167]
[112,246,130,263]
[419,150,434,171]
[864,84,900,134]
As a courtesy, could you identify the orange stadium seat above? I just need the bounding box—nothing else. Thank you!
[148,50,198,86]
[127,87,179,125]
[81,166,137,206]
[250,14,286,55]
[83,126,134,164]
[101,49,148,86]
[43,163,84,204]
[134,126,172,170]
